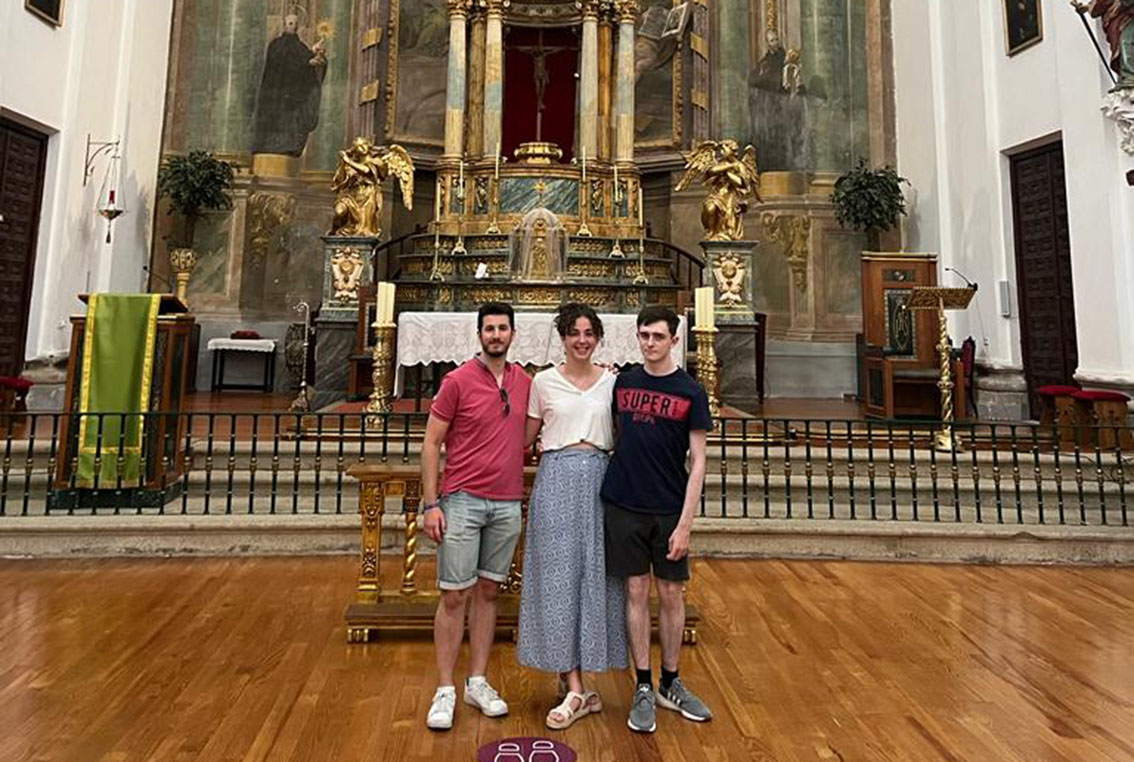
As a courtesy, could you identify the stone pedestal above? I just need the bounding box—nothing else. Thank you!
[702,240,758,323]
[975,365,1029,421]
[321,236,378,321]
[312,316,357,409]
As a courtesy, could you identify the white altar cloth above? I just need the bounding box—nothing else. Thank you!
[395,312,686,393]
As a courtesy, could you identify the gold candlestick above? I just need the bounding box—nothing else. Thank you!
[692,325,721,419]
[366,323,396,426]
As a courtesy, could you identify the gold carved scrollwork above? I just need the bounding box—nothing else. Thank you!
[711,253,747,306]
[247,192,296,262]
[761,213,812,291]
[615,0,639,23]
[515,287,561,304]
[330,248,365,302]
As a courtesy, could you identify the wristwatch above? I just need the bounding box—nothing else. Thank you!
[423,501,442,513]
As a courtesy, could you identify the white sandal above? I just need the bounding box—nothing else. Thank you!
[546,691,591,730]
[556,676,603,713]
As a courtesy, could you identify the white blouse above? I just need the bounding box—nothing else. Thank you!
[527,366,616,452]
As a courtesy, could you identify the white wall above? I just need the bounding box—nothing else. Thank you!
[893,0,1134,386]
[0,0,174,363]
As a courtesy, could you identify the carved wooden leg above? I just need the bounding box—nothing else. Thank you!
[357,480,384,604]
[402,479,421,596]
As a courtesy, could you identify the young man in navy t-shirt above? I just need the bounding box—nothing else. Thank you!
[600,306,713,733]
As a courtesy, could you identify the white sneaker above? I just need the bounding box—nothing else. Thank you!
[464,676,509,717]
[426,686,456,730]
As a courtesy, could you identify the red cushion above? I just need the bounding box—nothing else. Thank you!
[1072,389,1130,403]
[1036,385,1079,396]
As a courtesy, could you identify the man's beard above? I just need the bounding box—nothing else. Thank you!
[481,341,508,358]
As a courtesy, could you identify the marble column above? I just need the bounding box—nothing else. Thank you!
[579,3,600,160]
[597,9,614,161]
[483,0,505,159]
[443,0,470,159]
[614,0,638,164]
[467,8,487,158]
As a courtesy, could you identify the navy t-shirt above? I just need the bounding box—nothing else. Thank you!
[600,366,712,515]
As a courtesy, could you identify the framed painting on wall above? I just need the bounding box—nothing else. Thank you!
[25,0,64,26]
[1004,0,1043,56]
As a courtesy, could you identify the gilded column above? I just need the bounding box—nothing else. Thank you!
[467,5,487,158]
[483,0,505,158]
[614,0,639,164]
[443,0,470,159]
[579,2,600,160]
[597,4,614,161]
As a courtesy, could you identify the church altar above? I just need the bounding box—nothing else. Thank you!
[393,311,687,392]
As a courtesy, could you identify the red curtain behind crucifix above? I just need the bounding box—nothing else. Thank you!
[502,27,579,163]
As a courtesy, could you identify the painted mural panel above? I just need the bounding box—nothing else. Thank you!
[635,0,681,145]
[745,0,870,172]
[165,0,350,172]
[391,0,449,144]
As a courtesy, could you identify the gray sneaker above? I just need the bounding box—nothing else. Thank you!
[627,685,657,733]
[656,677,712,722]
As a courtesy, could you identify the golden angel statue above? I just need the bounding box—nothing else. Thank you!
[675,139,761,241]
[329,137,414,237]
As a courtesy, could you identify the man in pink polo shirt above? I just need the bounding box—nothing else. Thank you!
[421,302,532,731]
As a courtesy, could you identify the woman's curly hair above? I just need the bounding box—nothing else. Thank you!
[554,302,604,340]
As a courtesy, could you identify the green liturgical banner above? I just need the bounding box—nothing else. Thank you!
[76,294,162,488]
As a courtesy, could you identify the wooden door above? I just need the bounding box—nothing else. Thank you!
[1009,142,1078,418]
[0,119,48,377]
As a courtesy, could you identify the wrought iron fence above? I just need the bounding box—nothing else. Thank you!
[0,411,1129,526]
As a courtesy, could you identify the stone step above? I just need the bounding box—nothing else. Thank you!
[1,512,1130,565]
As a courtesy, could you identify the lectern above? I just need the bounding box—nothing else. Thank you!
[908,286,977,451]
[50,294,195,508]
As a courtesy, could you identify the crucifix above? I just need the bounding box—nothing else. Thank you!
[512,30,573,142]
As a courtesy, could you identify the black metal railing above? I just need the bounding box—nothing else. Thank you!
[0,412,1130,527]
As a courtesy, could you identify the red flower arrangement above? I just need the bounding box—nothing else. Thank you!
[0,376,33,393]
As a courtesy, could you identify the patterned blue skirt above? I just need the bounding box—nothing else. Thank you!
[517,449,628,673]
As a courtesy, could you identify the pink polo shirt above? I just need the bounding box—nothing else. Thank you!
[431,356,531,501]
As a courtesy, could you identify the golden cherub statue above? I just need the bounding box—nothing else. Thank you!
[675,139,761,241]
[329,137,414,237]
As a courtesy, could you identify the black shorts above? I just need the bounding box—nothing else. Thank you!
[604,502,690,582]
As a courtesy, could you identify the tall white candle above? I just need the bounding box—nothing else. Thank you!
[613,162,619,206]
[384,283,397,323]
[494,142,501,180]
[638,182,644,228]
[458,157,464,195]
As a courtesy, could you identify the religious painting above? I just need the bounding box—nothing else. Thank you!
[747,3,870,172]
[389,0,449,144]
[1004,0,1043,56]
[635,0,682,147]
[252,11,329,157]
[25,0,63,26]
[883,290,916,358]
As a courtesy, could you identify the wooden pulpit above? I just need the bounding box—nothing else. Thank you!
[50,295,195,509]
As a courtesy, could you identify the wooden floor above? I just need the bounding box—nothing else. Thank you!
[1,557,1131,762]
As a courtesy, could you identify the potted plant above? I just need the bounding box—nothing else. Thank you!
[831,158,908,251]
[157,150,236,303]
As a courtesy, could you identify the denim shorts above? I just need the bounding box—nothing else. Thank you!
[437,491,522,591]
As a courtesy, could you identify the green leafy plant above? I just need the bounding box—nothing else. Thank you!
[832,158,908,249]
[157,151,236,247]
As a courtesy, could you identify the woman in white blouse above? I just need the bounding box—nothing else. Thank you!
[517,303,628,730]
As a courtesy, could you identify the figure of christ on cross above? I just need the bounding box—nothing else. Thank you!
[511,29,575,142]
